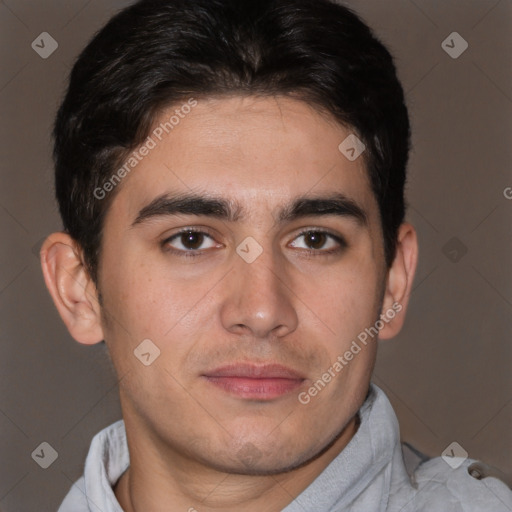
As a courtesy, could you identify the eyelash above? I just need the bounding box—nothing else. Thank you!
[161,228,219,259]
[161,228,347,259]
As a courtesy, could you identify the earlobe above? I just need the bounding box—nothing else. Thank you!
[40,232,105,345]
[379,223,418,340]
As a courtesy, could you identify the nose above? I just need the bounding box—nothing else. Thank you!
[219,244,298,339]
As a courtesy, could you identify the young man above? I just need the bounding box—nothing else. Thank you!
[40,0,512,510]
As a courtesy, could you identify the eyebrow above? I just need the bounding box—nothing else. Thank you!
[130,192,368,228]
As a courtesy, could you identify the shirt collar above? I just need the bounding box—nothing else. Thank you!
[81,382,408,512]
[282,383,410,511]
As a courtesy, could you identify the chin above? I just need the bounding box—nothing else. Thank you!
[199,435,328,477]
[212,454,310,477]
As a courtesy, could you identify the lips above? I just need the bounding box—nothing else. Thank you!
[204,363,304,379]
[202,363,306,400]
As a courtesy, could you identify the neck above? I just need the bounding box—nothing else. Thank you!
[114,414,359,512]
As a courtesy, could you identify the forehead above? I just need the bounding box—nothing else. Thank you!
[106,95,377,225]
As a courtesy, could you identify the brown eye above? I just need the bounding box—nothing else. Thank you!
[304,231,328,250]
[181,231,205,250]
[290,230,344,253]
[164,230,217,253]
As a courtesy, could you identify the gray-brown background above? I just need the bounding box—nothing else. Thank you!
[1,0,511,510]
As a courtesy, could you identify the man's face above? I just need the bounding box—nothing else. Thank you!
[97,95,387,474]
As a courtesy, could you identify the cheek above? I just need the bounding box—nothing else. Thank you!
[318,262,382,339]
[105,257,220,357]
[301,267,381,409]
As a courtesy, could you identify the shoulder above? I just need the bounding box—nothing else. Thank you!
[57,419,127,512]
[411,456,512,512]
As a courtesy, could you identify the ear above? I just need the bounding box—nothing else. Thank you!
[40,232,104,345]
[379,222,418,340]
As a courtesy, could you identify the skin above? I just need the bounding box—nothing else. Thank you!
[41,95,418,511]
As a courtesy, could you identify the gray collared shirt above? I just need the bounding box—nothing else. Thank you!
[58,383,512,511]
